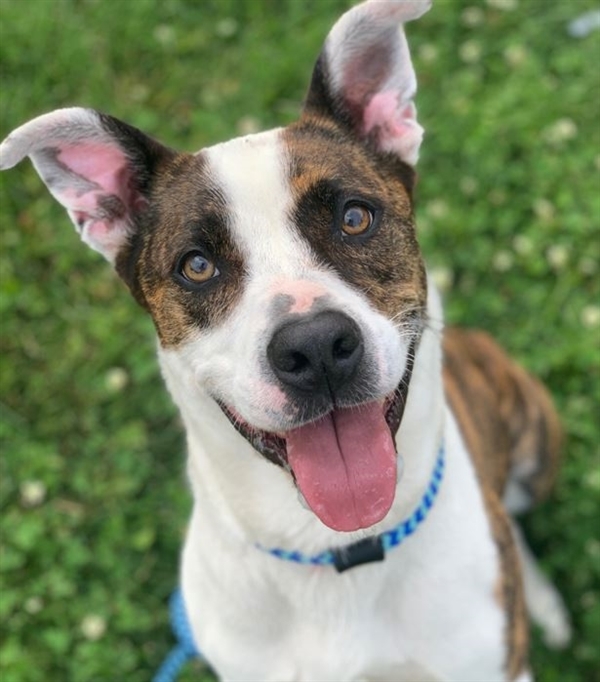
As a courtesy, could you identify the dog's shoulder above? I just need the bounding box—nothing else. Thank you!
[442,326,562,505]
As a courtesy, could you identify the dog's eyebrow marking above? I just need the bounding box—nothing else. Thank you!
[117,152,247,346]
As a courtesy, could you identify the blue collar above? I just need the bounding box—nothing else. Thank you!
[153,443,445,681]
[257,442,445,572]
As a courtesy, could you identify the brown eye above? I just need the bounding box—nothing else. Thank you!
[181,252,218,283]
[341,204,374,236]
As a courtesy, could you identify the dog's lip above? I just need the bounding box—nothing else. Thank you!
[216,383,409,469]
[217,336,418,471]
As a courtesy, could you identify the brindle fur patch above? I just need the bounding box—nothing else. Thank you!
[116,153,245,346]
[443,328,562,504]
[283,115,427,325]
[484,487,529,680]
[443,327,563,677]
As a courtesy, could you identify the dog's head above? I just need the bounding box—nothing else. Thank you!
[1,0,432,533]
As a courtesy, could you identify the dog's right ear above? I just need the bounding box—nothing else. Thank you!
[303,0,431,166]
[0,107,175,263]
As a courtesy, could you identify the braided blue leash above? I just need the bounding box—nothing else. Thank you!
[154,443,445,680]
[153,589,203,682]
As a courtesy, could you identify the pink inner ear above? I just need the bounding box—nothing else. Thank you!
[363,92,415,139]
[55,143,136,229]
[49,143,139,260]
[59,144,130,201]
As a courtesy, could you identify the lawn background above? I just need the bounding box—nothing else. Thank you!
[0,1,599,681]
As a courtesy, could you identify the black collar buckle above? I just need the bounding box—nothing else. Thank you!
[331,536,385,573]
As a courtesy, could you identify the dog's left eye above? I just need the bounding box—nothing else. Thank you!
[341,203,374,236]
[179,252,219,284]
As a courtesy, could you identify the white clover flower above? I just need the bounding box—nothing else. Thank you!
[579,257,598,276]
[568,10,600,39]
[236,116,261,136]
[459,40,482,64]
[153,25,176,46]
[581,305,600,328]
[461,7,485,27]
[25,597,44,615]
[543,118,578,145]
[546,244,569,270]
[486,0,518,11]
[105,367,129,393]
[492,250,514,272]
[585,468,600,492]
[460,176,478,196]
[418,43,438,63]
[81,615,107,641]
[417,215,431,233]
[504,44,528,68]
[488,189,507,206]
[130,84,150,104]
[216,18,238,38]
[19,480,47,508]
[512,235,534,256]
[431,266,453,293]
[533,198,556,222]
[201,87,220,108]
[585,537,600,560]
[426,199,450,220]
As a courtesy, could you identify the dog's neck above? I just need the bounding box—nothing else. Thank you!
[158,282,445,553]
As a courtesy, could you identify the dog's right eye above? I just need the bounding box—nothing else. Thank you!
[179,252,219,284]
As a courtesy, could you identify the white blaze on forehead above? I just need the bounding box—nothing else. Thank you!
[204,130,313,276]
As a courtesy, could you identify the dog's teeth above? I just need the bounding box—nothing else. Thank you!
[280,459,292,475]
[297,489,310,510]
[397,454,405,484]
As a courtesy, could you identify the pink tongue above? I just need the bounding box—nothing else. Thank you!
[285,402,397,532]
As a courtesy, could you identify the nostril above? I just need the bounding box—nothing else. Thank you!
[332,334,358,360]
[270,347,309,374]
[288,351,310,373]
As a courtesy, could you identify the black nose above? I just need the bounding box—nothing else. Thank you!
[267,310,364,395]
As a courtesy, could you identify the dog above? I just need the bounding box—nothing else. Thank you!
[0,0,571,679]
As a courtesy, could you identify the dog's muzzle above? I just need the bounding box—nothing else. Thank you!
[218,310,422,533]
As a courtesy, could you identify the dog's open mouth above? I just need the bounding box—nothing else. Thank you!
[218,344,417,533]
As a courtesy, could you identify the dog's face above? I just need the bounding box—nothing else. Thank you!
[0,0,431,533]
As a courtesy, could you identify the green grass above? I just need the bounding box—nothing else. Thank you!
[0,1,598,680]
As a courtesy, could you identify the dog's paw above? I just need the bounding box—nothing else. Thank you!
[537,591,572,650]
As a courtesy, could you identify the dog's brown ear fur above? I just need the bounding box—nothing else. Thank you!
[302,0,431,166]
[0,107,175,262]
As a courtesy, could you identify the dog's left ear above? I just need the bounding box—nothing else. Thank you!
[303,0,431,166]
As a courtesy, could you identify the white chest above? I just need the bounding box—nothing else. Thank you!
[181,416,508,682]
